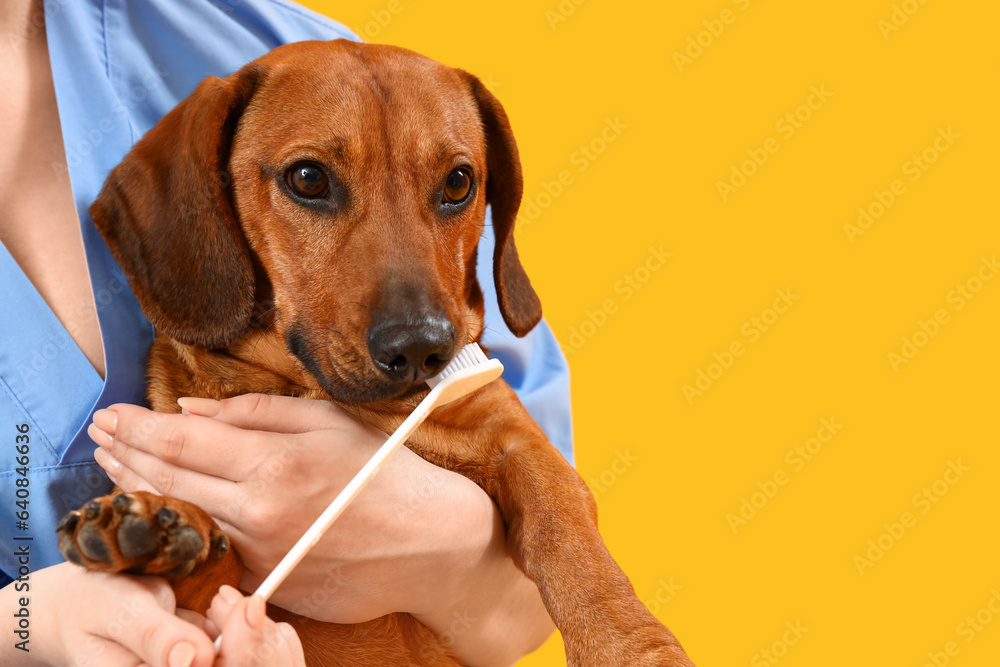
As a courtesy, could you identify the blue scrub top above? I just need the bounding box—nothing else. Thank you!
[0,0,573,586]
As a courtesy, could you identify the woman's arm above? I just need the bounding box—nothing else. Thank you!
[91,393,555,666]
[412,499,556,665]
[0,562,216,667]
[0,561,311,667]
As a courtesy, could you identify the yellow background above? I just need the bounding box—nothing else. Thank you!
[303,1,999,665]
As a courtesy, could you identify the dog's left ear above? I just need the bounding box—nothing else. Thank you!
[90,65,266,348]
[461,72,542,337]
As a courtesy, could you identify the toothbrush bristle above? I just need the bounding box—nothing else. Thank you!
[426,343,488,388]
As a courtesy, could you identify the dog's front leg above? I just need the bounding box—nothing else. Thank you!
[495,442,694,666]
[416,383,696,666]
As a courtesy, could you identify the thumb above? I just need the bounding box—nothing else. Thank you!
[177,393,353,434]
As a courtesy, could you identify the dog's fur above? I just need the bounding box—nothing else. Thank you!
[56,40,694,666]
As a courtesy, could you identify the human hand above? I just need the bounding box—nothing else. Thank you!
[0,561,214,667]
[89,394,496,624]
[205,585,305,667]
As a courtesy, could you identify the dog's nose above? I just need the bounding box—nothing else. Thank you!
[367,317,456,383]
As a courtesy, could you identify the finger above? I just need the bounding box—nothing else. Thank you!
[275,623,307,667]
[175,609,208,633]
[127,573,179,612]
[93,441,235,509]
[216,595,266,666]
[205,584,243,632]
[97,594,215,667]
[93,442,249,533]
[94,447,155,493]
[102,458,248,534]
[215,593,305,667]
[176,396,223,417]
[195,393,358,434]
[94,404,252,479]
[77,639,144,666]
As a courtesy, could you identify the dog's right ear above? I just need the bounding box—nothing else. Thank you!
[460,72,543,337]
[90,65,266,348]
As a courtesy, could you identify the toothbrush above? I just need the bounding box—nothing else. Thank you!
[214,343,503,653]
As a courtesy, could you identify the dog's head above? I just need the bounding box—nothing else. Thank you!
[91,40,541,403]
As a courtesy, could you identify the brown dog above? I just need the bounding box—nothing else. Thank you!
[55,39,694,666]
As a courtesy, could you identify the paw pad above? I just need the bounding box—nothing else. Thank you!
[55,491,223,577]
[84,500,102,521]
[158,506,178,528]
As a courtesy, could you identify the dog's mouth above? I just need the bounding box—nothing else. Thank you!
[285,323,458,404]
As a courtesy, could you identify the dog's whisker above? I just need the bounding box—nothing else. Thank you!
[251,304,279,324]
[248,319,279,364]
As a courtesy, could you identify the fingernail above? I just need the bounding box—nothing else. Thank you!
[87,423,113,449]
[93,409,118,435]
[246,594,266,631]
[177,397,222,418]
[217,584,241,605]
[168,641,196,667]
[93,448,122,479]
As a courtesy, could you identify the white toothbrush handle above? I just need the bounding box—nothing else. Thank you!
[254,399,433,600]
[212,398,434,653]
[212,343,502,654]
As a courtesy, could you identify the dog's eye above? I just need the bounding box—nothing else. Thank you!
[443,168,472,204]
[287,162,329,198]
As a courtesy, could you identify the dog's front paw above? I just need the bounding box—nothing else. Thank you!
[56,490,229,577]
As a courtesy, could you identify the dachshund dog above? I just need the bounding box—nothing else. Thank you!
[55,39,694,666]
